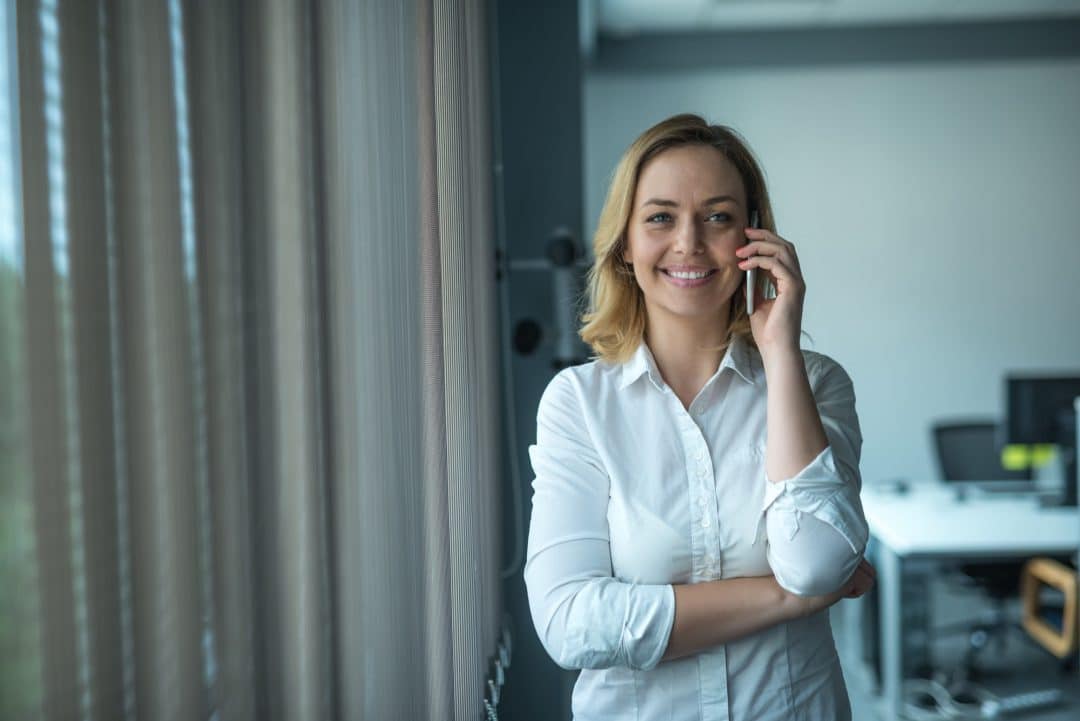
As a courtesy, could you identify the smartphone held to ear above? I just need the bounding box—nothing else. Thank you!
[745,210,775,315]
[745,211,759,315]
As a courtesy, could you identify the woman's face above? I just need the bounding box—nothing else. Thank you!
[622,144,749,328]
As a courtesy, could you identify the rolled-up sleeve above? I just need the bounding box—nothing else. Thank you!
[758,356,869,597]
[524,370,675,671]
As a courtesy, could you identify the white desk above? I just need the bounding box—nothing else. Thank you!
[861,483,1078,719]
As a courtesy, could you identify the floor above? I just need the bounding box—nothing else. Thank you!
[835,576,1080,721]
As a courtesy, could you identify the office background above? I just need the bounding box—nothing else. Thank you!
[583,26,1080,487]
[498,4,1080,719]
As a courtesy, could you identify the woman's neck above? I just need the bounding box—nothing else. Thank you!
[645,307,731,407]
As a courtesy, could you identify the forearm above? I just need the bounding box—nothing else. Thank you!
[661,575,814,662]
[761,345,828,483]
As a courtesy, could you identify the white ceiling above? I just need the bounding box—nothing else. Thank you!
[593,0,1080,35]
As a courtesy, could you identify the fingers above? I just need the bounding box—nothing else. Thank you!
[838,558,874,599]
[845,558,877,598]
[845,580,867,599]
[858,558,877,586]
[738,228,802,272]
[736,232,802,286]
[737,254,802,290]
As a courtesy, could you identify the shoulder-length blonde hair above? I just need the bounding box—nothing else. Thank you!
[580,113,776,364]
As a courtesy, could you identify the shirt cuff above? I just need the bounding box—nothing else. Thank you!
[557,579,676,670]
[755,446,867,554]
[627,583,676,670]
[761,446,833,506]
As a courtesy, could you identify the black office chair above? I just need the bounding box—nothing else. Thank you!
[931,420,1033,679]
[933,421,1032,486]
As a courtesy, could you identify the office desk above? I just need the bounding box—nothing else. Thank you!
[861,483,1078,719]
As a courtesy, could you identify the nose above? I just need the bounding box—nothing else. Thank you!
[673,218,705,255]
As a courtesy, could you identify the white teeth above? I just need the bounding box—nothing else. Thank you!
[668,270,711,280]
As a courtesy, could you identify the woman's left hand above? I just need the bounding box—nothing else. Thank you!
[736,227,805,353]
[843,558,877,599]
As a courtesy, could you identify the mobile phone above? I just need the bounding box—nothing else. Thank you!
[745,210,759,315]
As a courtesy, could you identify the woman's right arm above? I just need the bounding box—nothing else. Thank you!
[525,370,674,671]
[661,572,860,663]
[525,371,863,671]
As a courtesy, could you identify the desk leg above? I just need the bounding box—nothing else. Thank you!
[879,545,903,720]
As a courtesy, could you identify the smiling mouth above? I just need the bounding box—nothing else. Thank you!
[661,269,717,280]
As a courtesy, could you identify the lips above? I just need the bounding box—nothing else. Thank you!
[659,268,718,287]
[661,268,717,280]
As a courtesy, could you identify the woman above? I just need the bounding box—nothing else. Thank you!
[524,114,876,721]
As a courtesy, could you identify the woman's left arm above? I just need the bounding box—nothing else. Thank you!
[759,350,869,597]
[738,228,869,597]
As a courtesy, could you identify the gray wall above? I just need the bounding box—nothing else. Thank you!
[494,0,582,719]
[584,24,1080,487]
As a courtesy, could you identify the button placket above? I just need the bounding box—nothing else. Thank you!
[677,405,709,582]
[682,418,720,580]
[697,454,715,539]
[676,394,725,583]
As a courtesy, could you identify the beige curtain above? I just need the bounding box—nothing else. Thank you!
[0,0,503,719]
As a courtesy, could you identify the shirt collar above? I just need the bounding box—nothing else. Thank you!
[617,341,663,391]
[618,333,758,391]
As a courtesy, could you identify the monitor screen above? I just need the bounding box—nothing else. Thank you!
[1005,375,1080,445]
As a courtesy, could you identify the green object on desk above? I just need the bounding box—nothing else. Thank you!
[1001,444,1055,470]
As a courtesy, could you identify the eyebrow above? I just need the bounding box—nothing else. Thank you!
[642,195,739,208]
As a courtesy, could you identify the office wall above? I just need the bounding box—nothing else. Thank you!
[494,0,582,719]
[584,27,1080,487]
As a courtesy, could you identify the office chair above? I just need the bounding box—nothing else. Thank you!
[931,420,1033,679]
[932,420,1032,486]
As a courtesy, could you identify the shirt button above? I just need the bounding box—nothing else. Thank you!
[697,495,708,507]
[701,517,711,528]
[697,467,708,479]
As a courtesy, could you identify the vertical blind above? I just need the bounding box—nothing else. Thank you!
[0,0,503,719]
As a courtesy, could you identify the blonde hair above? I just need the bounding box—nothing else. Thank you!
[579,114,776,364]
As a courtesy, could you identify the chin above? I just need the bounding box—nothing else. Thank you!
[657,298,732,320]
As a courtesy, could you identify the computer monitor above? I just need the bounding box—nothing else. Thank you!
[1005,374,1080,507]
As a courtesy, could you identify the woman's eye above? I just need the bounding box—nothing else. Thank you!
[646,212,672,223]
[706,212,731,223]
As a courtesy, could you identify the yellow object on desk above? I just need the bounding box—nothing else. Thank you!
[1001,444,1056,471]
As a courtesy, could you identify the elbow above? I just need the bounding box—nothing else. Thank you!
[547,643,603,672]
[775,560,855,597]
[534,629,579,670]
[526,581,623,671]
[765,503,868,597]
[535,620,620,671]
[531,614,587,670]
[526,570,673,671]
[772,541,862,597]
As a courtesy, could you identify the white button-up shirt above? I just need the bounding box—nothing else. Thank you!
[524,334,868,721]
